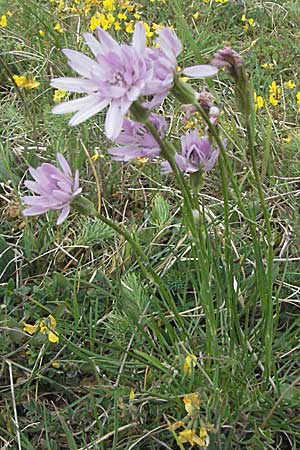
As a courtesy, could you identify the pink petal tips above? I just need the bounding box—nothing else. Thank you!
[22,153,82,224]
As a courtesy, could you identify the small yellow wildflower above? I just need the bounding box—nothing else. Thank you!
[135,157,149,166]
[54,23,63,33]
[269,81,281,100]
[90,15,101,31]
[269,95,279,106]
[13,75,40,90]
[183,392,201,416]
[7,10,13,17]
[23,322,39,335]
[125,22,134,33]
[284,80,296,89]
[23,315,59,343]
[241,14,247,22]
[143,23,153,38]
[129,389,135,400]
[296,91,300,105]
[261,63,274,70]
[269,81,281,106]
[103,0,115,11]
[282,135,292,143]
[168,421,184,431]
[39,29,45,37]
[183,354,197,375]
[52,361,60,368]
[114,21,121,30]
[178,429,207,446]
[250,39,258,47]
[117,12,127,20]
[134,12,141,20]
[193,12,200,19]
[254,92,264,110]
[152,22,163,30]
[53,89,67,103]
[248,18,255,27]
[0,15,7,27]
[57,0,64,11]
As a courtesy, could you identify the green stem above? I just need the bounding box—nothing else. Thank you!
[92,210,184,329]
[138,115,218,356]
[245,116,274,378]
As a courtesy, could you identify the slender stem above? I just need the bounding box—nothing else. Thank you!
[141,117,218,356]
[245,117,274,378]
[93,210,184,328]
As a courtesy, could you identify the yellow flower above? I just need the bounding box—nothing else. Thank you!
[269,81,280,95]
[39,29,45,37]
[23,322,39,335]
[183,393,201,416]
[248,18,255,27]
[282,135,292,143]
[129,389,135,400]
[0,15,7,27]
[178,429,207,446]
[254,92,264,110]
[117,12,127,20]
[261,63,274,69]
[114,21,121,30]
[90,15,101,30]
[52,361,60,368]
[152,22,163,30]
[193,12,200,19]
[135,157,149,166]
[103,0,115,11]
[183,354,197,375]
[53,89,67,103]
[54,23,63,33]
[134,12,141,20]
[13,74,40,89]
[296,91,300,105]
[241,14,246,22]
[7,10,13,17]
[125,22,134,33]
[168,421,184,431]
[23,315,59,343]
[143,23,153,38]
[269,95,279,106]
[284,79,296,89]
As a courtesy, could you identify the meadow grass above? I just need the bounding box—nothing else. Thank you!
[1,0,300,449]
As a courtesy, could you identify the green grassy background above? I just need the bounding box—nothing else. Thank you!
[1,0,300,449]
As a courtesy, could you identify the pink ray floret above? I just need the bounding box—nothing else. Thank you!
[162,130,220,174]
[107,113,167,162]
[51,23,152,140]
[22,153,82,225]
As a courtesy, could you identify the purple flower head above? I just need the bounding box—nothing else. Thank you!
[211,47,243,80]
[182,90,215,122]
[108,113,167,162]
[143,27,219,109]
[162,130,220,174]
[51,23,152,140]
[22,153,82,225]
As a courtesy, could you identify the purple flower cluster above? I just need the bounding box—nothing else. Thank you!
[108,113,167,161]
[162,130,220,174]
[22,153,81,224]
[51,24,218,139]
